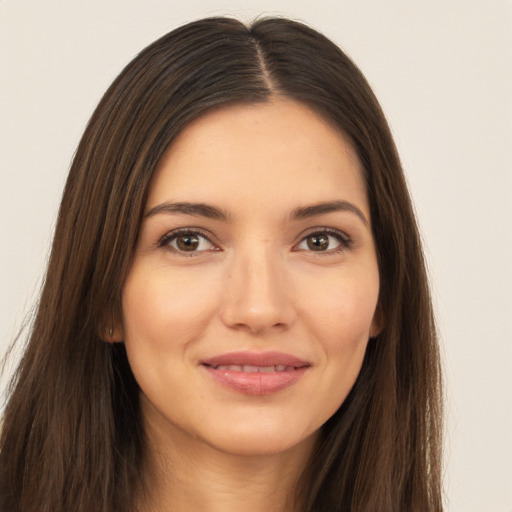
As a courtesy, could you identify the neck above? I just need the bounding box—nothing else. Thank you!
[136,403,317,512]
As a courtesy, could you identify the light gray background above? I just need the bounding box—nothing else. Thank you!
[1,1,511,511]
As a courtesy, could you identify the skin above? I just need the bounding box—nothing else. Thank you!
[117,99,380,512]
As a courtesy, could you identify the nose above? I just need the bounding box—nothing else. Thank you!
[219,247,295,334]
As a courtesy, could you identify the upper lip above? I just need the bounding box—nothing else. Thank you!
[201,351,310,368]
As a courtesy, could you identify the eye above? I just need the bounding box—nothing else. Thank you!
[295,230,351,253]
[160,230,216,254]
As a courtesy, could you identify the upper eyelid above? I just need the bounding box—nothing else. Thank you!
[159,227,216,244]
[295,226,352,243]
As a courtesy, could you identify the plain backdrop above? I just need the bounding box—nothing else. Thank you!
[1,1,511,511]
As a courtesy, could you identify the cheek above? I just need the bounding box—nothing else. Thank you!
[302,270,379,413]
[121,264,222,349]
[298,268,379,351]
[286,271,379,431]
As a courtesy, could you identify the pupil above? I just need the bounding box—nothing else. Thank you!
[177,234,199,251]
[307,234,329,251]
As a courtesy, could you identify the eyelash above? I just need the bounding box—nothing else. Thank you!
[158,228,217,257]
[294,228,353,255]
[158,227,353,256]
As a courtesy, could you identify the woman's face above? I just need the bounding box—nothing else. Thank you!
[121,99,380,457]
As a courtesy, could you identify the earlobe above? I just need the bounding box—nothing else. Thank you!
[101,324,124,343]
[369,305,384,339]
[369,325,381,339]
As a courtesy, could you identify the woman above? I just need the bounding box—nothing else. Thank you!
[0,16,443,512]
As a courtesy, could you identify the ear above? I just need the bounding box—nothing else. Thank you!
[101,323,124,343]
[369,303,385,339]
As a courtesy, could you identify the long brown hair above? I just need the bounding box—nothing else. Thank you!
[0,17,443,512]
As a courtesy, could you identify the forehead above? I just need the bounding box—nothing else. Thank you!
[147,99,368,217]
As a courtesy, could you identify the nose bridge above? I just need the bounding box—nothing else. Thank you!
[220,242,293,333]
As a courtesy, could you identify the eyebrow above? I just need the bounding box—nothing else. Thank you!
[145,201,230,220]
[290,200,369,226]
[145,199,368,226]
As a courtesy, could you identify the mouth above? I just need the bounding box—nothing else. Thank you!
[205,364,304,373]
[200,351,310,395]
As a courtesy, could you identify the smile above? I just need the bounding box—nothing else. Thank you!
[207,364,300,373]
[201,351,310,395]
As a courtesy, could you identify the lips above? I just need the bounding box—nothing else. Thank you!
[201,351,310,395]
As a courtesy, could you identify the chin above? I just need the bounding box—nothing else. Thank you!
[200,421,319,458]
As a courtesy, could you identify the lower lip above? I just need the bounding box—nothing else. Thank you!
[202,365,308,395]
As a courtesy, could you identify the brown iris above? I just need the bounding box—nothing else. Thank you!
[176,234,200,251]
[307,234,330,251]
